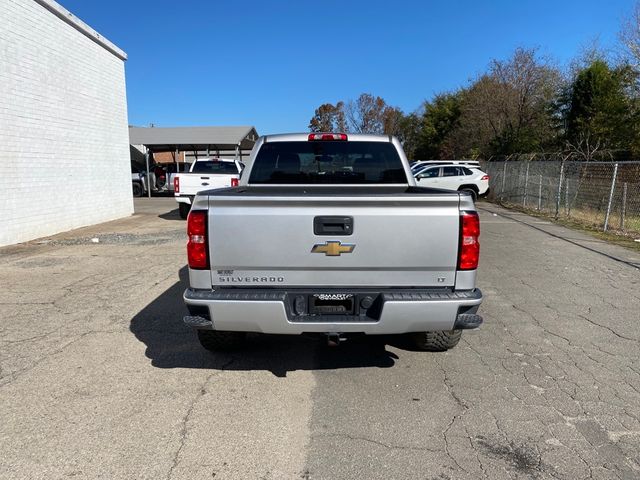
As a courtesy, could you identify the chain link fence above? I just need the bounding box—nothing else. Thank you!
[482,160,640,236]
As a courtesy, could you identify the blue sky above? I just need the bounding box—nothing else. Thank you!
[60,0,634,134]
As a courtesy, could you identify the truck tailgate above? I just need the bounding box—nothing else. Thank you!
[207,188,461,288]
[177,173,238,195]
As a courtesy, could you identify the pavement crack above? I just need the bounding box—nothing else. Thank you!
[0,330,58,344]
[442,415,469,474]
[433,356,472,473]
[0,301,55,305]
[466,426,489,479]
[513,303,574,346]
[435,356,469,410]
[576,314,638,343]
[166,356,235,480]
[0,329,120,388]
[310,433,440,452]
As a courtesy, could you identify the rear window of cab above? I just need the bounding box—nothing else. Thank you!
[191,161,239,174]
[249,141,407,184]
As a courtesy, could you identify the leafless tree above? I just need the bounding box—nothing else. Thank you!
[453,76,504,156]
[620,2,640,68]
[564,131,611,162]
[345,93,388,134]
[310,94,404,136]
[491,49,561,143]
[563,132,613,215]
[455,48,561,156]
[382,106,404,136]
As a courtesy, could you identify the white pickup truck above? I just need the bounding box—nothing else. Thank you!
[182,133,483,352]
[173,158,241,218]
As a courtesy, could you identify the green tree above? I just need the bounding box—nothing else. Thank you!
[414,92,463,159]
[565,60,638,155]
[396,112,423,160]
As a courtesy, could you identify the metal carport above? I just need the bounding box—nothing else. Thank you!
[128,126,259,197]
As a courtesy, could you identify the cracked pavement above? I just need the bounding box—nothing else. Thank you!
[1,198,639,479]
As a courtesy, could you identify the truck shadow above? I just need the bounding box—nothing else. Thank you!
[158,208,182,221]
[130,267,401,377]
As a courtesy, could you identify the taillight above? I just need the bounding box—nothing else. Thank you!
[174,177,180,193]
[231,177,239,187]
[458,211,480,270]
[187,210,208,269]
[481,175,489,181]
[308,133,348,141]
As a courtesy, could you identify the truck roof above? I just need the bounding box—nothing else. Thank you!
[263,133,394,143]
[193,157,236,163]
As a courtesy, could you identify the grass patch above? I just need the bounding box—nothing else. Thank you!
[487,200,640,253]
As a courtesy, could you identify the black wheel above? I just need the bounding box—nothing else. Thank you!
[132,182,143,197]
[411,330,462,351]
[460,188,478,202]
[179,203,191,219]
[197,330,246,352]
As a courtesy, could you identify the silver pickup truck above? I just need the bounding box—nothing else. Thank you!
[182,133,483,351]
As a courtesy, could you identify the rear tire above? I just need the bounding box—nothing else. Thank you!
[132,182,143,197]
[179,202,191,219]
[412,330,462,351]
[197,330,246,352]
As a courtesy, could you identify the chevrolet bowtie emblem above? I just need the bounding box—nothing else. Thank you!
[311,241,355,256]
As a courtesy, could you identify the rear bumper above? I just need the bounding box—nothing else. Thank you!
[175,195,194,205]
[183,288,483,335]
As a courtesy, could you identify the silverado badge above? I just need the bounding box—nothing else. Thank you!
[311,241,355,256]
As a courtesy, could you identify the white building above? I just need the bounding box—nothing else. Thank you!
[0,0,132,247]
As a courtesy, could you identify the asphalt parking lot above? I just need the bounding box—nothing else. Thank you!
[1,197,639,480]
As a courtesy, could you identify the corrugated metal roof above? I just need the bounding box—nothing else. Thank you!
[128,126,259,151]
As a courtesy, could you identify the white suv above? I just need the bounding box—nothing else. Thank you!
[414,165,489,200]
[411,160,480,174]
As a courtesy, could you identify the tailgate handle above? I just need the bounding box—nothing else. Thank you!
[314,216,353,236]
[200,176,210,180]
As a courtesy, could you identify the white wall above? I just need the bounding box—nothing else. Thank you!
[0,0,132,246]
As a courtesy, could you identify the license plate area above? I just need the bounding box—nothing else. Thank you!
[309,293,354,315]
